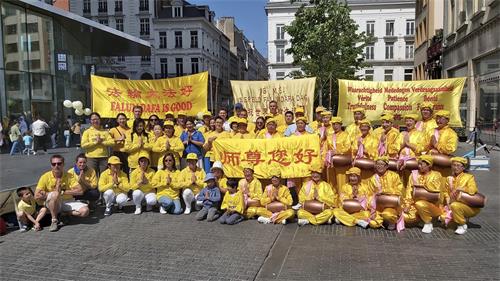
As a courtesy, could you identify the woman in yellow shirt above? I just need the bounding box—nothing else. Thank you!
[109,113,130,173]
[154,121,184,170]
[98,156,130,216]
[238,163,263,219]
[149,124,164,170]
[253,116,266,137]
[256,168,294,225]
[124,119,152,171]
[153,152,182,214]
[351,119,378,184]
[203,116,231,165]
[257,118,282,139]
[81,112,115,176]
[178,153,206,214]
[130,154,156,215]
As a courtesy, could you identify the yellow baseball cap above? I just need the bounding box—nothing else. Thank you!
[435,110,450,119]
[353,107,365,113]
[404,113,419,120]
[309,165,322,173]
[451,156,468,166]
[295,116,308,123]
[358,119,371,126]
[186,153,198,161]
[269,167,281,178]
[242,162,254,171]
[163,120,174,127]
[295,107,305,114]
[165,111,174,117]
[177,111,187,117]
[331,116,342,124]
[202,111,212,117]
[374,156,390,164]
[266,118,277,126]
[380,113,394,122]
[138,152,150,162]
[315,106,326,113]
[346,167,361,176]
[237,118,248,125]
[108,156,122,165]
[418,155,434,165]
[228,116,238,124]
[420,102,434,110]
[321,111,332,117]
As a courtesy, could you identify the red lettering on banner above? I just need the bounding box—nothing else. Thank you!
[243,150,265,165]
[293,149,317,165]
[127,89,141,99]
[162,88,177,98]
[106,87,122,98]
[268,149,291,166]
[146,90,160,98]
[221,152,241,166]
[180,85,193,97]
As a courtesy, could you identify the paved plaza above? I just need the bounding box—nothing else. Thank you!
[0,144,499,280]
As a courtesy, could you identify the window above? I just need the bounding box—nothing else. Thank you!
[385,42,394,59]
[404,69,413,81]
[140,18,150,35]
[115,19,123,31]
[141,56,151,64]
[365,69,374,81]
[384,69,393,81]
[190,31,198,48]
[83,0,91,13]
[173,6,182,17]
[98,0,108,13]
[366,21,375,36]
[160,58,168,78]
[175,58,183,76]
[117,56,125,62]
[191,58,199,74]
[6,24,17,35]
[159,32,167,48]
[406,20,415,35]
[365,44,374,60]
[6,43,18,54]
[276,24,285,40]
[175,31,182,48]
[276,72,285,80]
[386,20,395,36]
[276,45,285,63]
[30,41,40,52]
[26,23,38,33]
[98,19,108,26]
[405,43,414,59]
[139,0,149,11]
[115,1,123,12]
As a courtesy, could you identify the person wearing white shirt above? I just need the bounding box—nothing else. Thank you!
[31,116,49,153]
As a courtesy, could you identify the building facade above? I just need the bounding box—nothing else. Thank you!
[265,0,415,82]
[442,0,499,130]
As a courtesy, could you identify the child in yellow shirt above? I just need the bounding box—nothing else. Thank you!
[16,187,47,232]
[219,179,245,225]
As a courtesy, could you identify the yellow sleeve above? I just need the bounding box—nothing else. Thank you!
[98,171,113,192]
[387,129,401,156]
[260,186,272,205]
[221,192,229,210]
[425,171,442,193]
[235,192,245,214]
[318,182,336,207]
[278,186,293,206]
[298,182,308,204]
[102,131,115,147]
[391,172,404,196]
[123,133,140,153]
[403,175,414,201]
[152,170,164,189]
[87,169,98,189]
[80,129,96,149]
[337,184,350,202]
[461,174,478,195]
[337,132,351,154]
[152,136,166,153]
[437,129,458,155]
[117,172,130,192]
[195,170,206,188]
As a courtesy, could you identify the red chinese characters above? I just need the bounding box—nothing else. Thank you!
[242,150,265,165]
[162,88,177,98]
[106,87,122,98]
[221,151,241,166]
[293,149,318,165]
[180,85,193,97]
[146,90,160,98]
[268,149,291,166]
[127,89,141,99]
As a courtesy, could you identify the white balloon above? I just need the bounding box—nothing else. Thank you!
[196,111,203,120]
[75,109,84,116]
[72,101,83,110]
[63,100,72,108]
[84,108,92,116]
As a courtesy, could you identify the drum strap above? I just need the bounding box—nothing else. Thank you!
[332,133,337,151]
[356,137,365,159]
[242,180,249,207]
[377,134,386,156]
[434,128,440,143]
[265,132,272,139]
[320,127,326,139]
[411,170,420,186]
[266,184,274,200]
[416,121,423,131]
[305,180,313,199]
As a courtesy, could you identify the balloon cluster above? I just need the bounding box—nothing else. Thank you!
[63,100,92,116]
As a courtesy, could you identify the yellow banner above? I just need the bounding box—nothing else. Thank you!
[213,135,321,179]
[231,78,316,121]
[338,78,465,127]
[91,72,208,119]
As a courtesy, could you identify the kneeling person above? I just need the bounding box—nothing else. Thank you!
[219,178,245,225]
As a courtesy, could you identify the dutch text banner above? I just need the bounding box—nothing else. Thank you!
[91,72,208,119]
[213,135,321,179]
[337,78,466,127]
[231,77,316,121]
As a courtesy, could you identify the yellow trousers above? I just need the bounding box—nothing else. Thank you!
[332,208,371,227]
[370,208,398,228]
[245,206,260,219]
[257,207,295,223]
[403,204,419,225]
[297,209,334,225]
[333,166,348,192]
[450,201,480,225]
[415,200,443,223]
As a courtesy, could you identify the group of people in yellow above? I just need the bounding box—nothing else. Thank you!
[16,102,483,235]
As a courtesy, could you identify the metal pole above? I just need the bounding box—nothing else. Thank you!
[209,65,213,112]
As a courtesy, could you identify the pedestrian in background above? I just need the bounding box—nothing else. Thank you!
[31,115,49,154]
[9,119,22,156]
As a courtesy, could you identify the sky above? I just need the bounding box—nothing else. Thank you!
[189,0,268,57]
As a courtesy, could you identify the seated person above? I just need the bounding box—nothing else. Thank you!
[296,166,337,226]
[211,161,228,194]
[257,168,294,225]
[98,156,130,216]
[179,153,206,214]
[219,178,245,225]
[34,155,89,232]
[238,163,263,219]
[130,153,156,215]
[153,153,182,215]
[16,187,48,232]
[69,153,99,209]
[195,173,221,222]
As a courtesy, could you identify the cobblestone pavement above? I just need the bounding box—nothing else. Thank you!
[0,144,499,280]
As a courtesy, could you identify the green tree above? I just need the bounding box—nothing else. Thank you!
[285,0,370,110]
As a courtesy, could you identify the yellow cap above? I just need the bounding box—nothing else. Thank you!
[177,111,187,117]
[138,152,150,162]
[108,156,122,165]
[266,117,277,125]
[295,116,308,123]
[420,102,434,110]
[237,118,248,125]
[418,155,434,165]
[269,167,281,178]
[451,156,468,166]
[163,120,174,127]
[331,116,342,124]
[315,106,326,113]
[202,111,212,117]
[380,113,394,122]
[404,113,419,120]
[186,153,198,160]
[228,116,238,124]
[321,111,332,117]
[358,119,371,126]
[346,167,361,176]
[374,156,390,164]
[165,111,174,117]
[295,107,305,114]
[353,107,365,113]
[242,162,254,171]
[265,113,273,119]
[435,110,450,119]
[309,165,323,173]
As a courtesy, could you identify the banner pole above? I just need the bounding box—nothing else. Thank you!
[209,66,214,112]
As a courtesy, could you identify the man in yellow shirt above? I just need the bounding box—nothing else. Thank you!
[68,153,99,210]
[257,168,294,224]
[345,107,366,139]
[98,156,130,216]
[179,153,206,214]
[153,121,184,169]
[127,105,143,128]
[238,163,263,219]
[417,101,438,135]
[351,119,378,183]
[268,100,286,127]
[325,116,351,189]
[35,155,89,232]
[81,112,115,176]
[373,113,400,158]
[310,106,326,131]
[198,111,212,135]
[296,167,337,226]
[174,111,187,137]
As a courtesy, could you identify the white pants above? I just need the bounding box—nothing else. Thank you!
[132,190,157,208]
[103,190,128,209]
[182,189,202,210]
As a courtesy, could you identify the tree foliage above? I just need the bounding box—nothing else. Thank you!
[285,0,370,108]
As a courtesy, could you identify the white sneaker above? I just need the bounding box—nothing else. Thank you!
[134,207,141,215]
[422,223,433,234]
[183,207,191,215]
[281,219,287,225]
[335,218,341,225]
[297,219,309,226]
[356,219,369,229]
[463,224,468,230]
[257,216,271,224]
[455,225,467,235]
[291,203,302,210]
[146,205,153,212]
[159,206,167,214]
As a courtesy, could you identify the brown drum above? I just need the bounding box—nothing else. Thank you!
[413,186,440,204]
[431,153,452,167]
[353,158,375,170]
[403,159,419,170]
[303,200,325,215]
[266,201,287,213]
[331,154,352,167]
[342,199,364,214]
[375,194,400,212]
[247,199,261,207]
[388,159,399,171]
[457,191,486,208]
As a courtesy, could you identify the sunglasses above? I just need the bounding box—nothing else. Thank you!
[51,162,63,166]
[150,118,158,121]
[164,159,174,162]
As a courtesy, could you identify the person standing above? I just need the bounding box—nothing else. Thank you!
[109,113,131,173]
[127,105,143,129]
[180,118,205,169]
[31,115,50,154]
[81,112,115,176]
[9,119,22,156]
